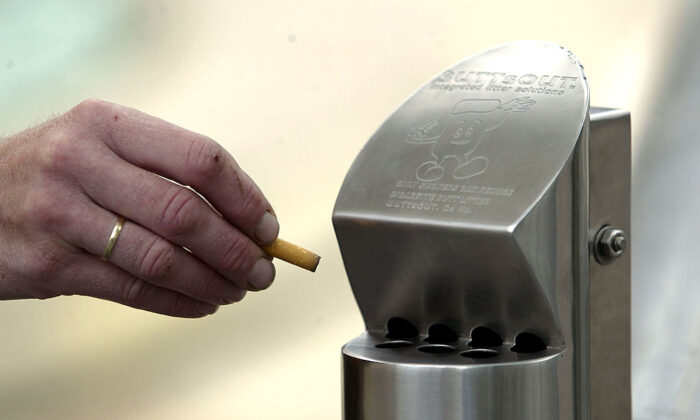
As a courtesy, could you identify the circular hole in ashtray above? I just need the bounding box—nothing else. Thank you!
[417,344,456,354]
[424,324,458,344]
[460,349,499,359]
[510,332,547,353]
[385,317,419,340]
[468,326,503,348]
[375,340,413,349]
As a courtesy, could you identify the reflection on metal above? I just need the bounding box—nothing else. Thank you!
[333,42,631,420]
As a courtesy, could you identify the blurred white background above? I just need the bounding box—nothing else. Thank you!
[1,0,698,418]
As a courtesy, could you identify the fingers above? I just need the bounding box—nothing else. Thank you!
[56,253,219,318]
[74,155,275,291]
[56,199,250,304]
[68,99,279,246]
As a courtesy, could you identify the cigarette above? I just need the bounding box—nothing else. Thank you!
[262,238,321,272]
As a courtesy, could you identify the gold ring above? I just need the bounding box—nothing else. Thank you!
[101,216,125,261]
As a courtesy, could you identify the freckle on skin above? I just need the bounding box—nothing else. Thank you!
[114,115,119,121]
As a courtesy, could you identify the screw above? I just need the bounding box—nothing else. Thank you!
[612,234,627,253]
[595,226,627,264]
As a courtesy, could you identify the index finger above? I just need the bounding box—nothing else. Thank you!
[70,99,279,245]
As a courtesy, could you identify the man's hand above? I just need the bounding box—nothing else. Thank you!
[0,99,279,317]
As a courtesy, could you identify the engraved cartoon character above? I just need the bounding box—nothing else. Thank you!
[407,96,535,181]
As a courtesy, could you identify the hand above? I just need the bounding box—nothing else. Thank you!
[499,96,536,113]
[407,120,440,143]
[0,99,279,317]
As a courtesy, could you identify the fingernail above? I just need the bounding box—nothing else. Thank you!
[246,258,276,291]
[255,211,279,245]
[199,303,218,315]
[222,288,247,304]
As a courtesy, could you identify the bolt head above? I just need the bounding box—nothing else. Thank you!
[612,234,627,253]
[595,227,628,264]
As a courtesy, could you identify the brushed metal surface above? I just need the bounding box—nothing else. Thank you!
[334,41,589,340]
[588,108,631,419]
[334,41,598,420]
[343,333,564,420]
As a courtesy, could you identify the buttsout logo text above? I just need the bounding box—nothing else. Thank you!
[431,70,578,95]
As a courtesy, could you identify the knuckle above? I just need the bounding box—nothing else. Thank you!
[169,293,202,317]
[158,187,203,236]
[122,277,148,306]
[37,128,78,171]
[220,235,256,274]
[230,168,267,221]
[185,137,227,183]
[138,238,178,280]
[68,98,116,139]
[69,98,111,124]
[239,186,266,218]
[196,273,228,302]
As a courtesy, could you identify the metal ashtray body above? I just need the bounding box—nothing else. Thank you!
[333,42,630,420]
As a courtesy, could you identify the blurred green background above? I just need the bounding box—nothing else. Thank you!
[1,0,696,419]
